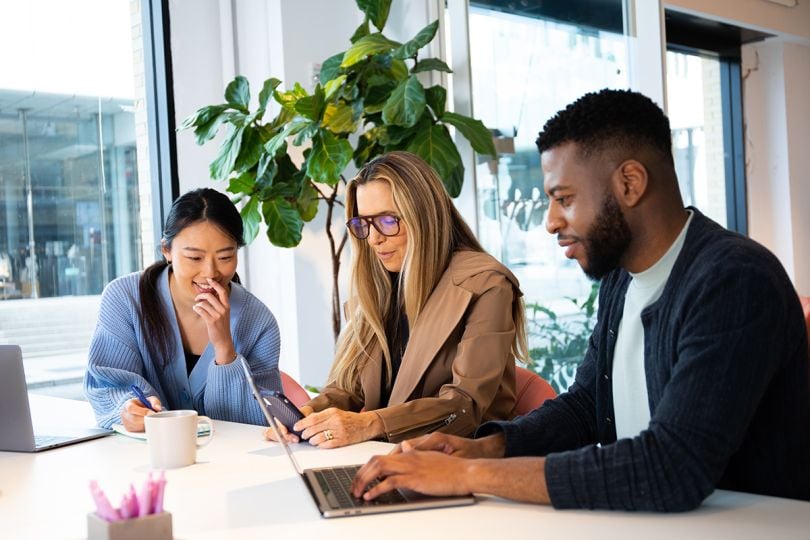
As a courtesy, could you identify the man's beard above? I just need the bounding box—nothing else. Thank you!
[581,193,632,280]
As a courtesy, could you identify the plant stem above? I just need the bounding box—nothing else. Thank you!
[324,182,344,341]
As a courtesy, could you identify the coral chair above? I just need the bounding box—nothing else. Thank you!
[512,365,557,417]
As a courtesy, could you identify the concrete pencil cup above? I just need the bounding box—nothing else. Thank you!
[86,511,172,540]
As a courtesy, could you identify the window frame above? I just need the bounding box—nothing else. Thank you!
[141,0,179,252]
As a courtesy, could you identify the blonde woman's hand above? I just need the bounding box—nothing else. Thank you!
[293,407,384,449]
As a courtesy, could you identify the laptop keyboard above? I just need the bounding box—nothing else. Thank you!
[34,434,74,448]
[315,465,408,508]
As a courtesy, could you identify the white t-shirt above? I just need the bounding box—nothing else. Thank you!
[612,210,694,439]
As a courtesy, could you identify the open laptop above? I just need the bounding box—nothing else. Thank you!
[239,357,476,518]
[0,345,112,452]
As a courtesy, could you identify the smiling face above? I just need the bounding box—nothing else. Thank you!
[542,142,632,279]
[161,220,239,308]
[355,180,408,273]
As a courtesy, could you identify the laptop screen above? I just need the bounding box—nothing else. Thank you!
[238,357,304,475]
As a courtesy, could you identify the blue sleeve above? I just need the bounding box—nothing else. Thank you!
[203,299,282,425]
[83,279,156,429]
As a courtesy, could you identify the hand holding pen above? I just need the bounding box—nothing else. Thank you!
[121,384,163,432]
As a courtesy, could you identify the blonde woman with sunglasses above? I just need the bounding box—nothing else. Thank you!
[265,151,528,448]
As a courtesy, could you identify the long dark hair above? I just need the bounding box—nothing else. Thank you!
[138,188,245,369]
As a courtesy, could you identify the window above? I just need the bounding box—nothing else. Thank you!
[463,0,629,391]
[0,0,173,399]
[664,10,772,234]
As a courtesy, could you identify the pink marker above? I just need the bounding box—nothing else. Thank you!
[153,471,167,514]
[89,481,121,522]
[138,473,153,517]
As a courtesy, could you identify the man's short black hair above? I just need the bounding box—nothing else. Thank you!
[536,89,674,165]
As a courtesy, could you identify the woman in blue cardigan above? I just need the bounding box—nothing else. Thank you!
[84,188,282,430]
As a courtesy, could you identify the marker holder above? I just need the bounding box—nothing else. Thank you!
[87,511,172,540]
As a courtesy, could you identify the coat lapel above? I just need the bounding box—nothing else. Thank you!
[387,271,473,406]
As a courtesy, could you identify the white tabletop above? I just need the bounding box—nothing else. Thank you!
[2,396,808,539]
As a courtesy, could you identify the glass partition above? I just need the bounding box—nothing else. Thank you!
[466,0,629,391]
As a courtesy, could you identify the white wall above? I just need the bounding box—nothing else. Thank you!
[742,39,810,294]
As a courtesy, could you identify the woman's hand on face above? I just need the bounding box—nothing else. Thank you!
[263,405,313,444]
[120,396,163,432]
[293,407,384,449]
[193,278,236,364]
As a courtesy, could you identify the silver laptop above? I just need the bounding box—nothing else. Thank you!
[239,357,476,518]
[0,345,111,452]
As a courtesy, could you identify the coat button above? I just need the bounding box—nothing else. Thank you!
[603,374,609,381]
[605,417,612,424]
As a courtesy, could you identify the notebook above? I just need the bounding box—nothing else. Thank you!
[239,357,476,518]
[0,345,112,452]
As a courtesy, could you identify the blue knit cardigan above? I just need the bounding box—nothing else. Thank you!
[84,267,282,428]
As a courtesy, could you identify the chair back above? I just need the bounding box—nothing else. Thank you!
[512,365,557,417]
[281,370,310,408]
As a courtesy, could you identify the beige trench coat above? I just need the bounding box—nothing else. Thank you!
[306,250,521,442]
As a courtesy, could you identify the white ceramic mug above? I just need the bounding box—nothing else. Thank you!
[144,410,214,469]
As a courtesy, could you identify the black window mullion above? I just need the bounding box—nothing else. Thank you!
[140,0,178,257]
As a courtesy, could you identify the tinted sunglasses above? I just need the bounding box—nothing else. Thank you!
[346,214,401,239]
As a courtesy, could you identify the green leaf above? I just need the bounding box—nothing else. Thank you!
[240,196,261,244]
[324,75,347,101]
[294,86,325,121]
[350,19,370,43]
[227,171,256,195]
[412,57,452,74]
[293,122,319,146]
[319,52,344,84]
[262,198,303,247]
[441,111,497,158]
[179,105,229,145]
[394,20,439,60]
[356,0,392,31]
[297,182,320,222]
[264,118,310,157]
[306,131,353,186]
[258,77,282,111]
[342,33,400,68]
[323,102,357,133]
[274,82,308,111]
[225,76,250,112]
[389,58,409,81]
[406,124,464,196]
[233,125,263,173]
[425,85,446,117]
[209,125,245,180]
[382,75,426,128]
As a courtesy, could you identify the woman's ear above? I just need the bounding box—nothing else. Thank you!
[160,240,170,263]
[612,159,648,208]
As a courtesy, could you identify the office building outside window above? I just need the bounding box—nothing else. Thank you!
[0,0,156,398]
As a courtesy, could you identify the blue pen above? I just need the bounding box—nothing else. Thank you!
[129,384,157,412]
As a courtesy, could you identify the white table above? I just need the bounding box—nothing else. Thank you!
[1,396,808,539]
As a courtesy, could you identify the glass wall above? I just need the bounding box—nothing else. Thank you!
[0,93,142,300]
[466,0,629,391]
[666,50,729,228]
[0,0,152,398]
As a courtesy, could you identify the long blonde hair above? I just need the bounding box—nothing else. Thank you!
[330,151,528,395]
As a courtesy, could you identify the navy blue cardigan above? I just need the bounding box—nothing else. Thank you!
[478,209,810,511]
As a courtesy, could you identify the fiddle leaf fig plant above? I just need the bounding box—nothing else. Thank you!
[179,0,496,340]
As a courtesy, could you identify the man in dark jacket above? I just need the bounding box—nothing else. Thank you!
[352,89,810,511]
